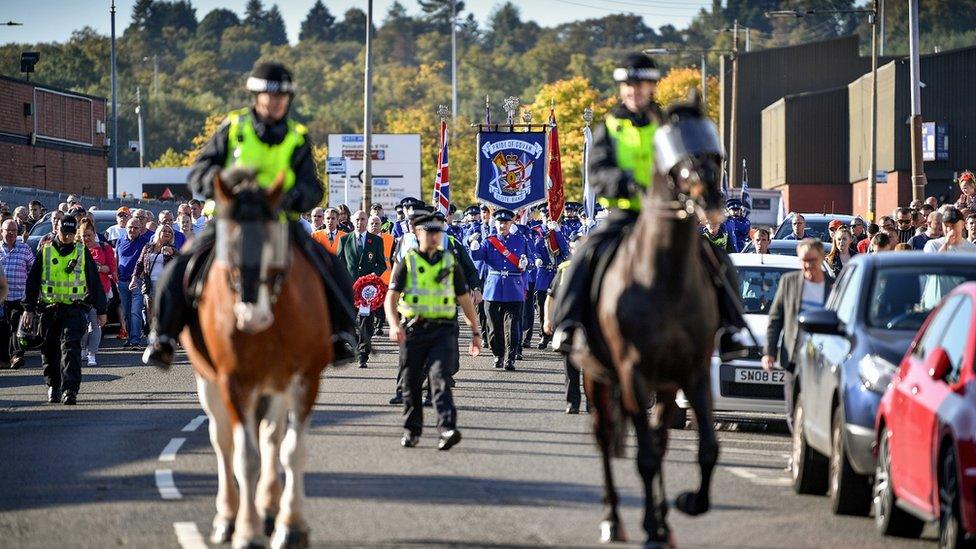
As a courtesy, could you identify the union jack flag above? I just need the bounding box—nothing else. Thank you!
[432,119,450,215]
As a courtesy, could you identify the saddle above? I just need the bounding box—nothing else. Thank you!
[184,246,215,306]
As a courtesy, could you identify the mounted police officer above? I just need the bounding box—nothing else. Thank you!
[551,52,750,360]
[142,62,357,368]
[385,212,482,450]
[469,209,529,371]
[22,216,107,405]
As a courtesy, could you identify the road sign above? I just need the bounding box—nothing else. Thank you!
[326,157,347,174]
[326,134,421,209]
[876,170,887,184]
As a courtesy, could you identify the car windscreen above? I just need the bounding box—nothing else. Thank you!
[737,267,792,315]
[28,216,53,238]
[774,218,833,242]
[867,266,976,330]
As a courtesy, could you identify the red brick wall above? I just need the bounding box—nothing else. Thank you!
[0,78,107,197]
[778,183,853,215]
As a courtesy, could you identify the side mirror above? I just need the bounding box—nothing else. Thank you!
[798,309,842,336]
[925,347,952,381]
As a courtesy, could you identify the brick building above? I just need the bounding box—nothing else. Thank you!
[0,75,108,197]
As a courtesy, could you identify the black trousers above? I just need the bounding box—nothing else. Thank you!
[565,356,582,407]
[357,312,376,364]
[41,305,88,394]
[399,322,457,436]
[521,283,536,345]
[152,221,356,342]
[0,299,24,362]
[477,299,488,340]
[487,301,522,365]
[534,290,550,344]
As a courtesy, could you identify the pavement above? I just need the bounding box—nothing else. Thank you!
[0,327,939,548]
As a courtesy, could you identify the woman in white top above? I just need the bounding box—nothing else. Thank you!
[131,224,179,319]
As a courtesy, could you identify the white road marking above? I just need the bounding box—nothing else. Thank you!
[726,467,757,480]
[159,438,186,462]
[725,466,792,486]
[155,469,182,500]
[181,415,208,432]
[173,522,207,549]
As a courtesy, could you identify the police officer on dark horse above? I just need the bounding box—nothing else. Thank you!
[143,62,357,368]
[550,51,751,363]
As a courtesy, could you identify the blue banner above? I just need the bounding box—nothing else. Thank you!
[476,131,547,209]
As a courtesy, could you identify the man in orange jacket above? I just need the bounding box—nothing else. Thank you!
[312,207,345,254]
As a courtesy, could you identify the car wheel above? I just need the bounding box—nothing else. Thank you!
[939,449,970,549]
[873,427,925,538]
[669,406,688,430]
[829,406,872,515]
[791,398,828,495]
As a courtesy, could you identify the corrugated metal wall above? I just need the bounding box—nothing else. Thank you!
[761,98,786,187]
[786,87,849,185]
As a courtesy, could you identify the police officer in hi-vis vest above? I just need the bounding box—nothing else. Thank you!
[142,62,357,368]
[385,212,481,450]
[550,52,750,360]
[23,216,107,405]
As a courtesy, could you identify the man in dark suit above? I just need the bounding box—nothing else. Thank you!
[338,210,387,368]
[762,238,833,432]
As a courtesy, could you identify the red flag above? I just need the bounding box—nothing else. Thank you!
[546,108,565,221]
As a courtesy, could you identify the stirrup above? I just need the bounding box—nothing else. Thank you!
[551,321,581,354]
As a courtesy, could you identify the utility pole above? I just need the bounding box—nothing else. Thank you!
[363,0,373,211]
[729,19,740,188]
[868,0,879,220]
[879,0,885,56]
[451,0,457,133]
[908,0,926,201]
[136,87,145,168]
[110,0,118,199]
[700,52,707,107]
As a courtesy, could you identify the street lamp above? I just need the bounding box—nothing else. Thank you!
[767,2,880,220]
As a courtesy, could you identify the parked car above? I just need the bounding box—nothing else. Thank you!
[675,253,805,422]
[791,252,976,517]
[874,282,976,546]
[26,210,119,252]
[773,213,856,243]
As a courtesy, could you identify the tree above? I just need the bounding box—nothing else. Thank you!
[417,0,465,34]
[264,5,289,46]
[197,8,240,47]
[299,0,335,43]
[244,0,265,26]
[130,0,155,32]
[484,3,539,53]
[332,8,370,43]
[655,67,719,123]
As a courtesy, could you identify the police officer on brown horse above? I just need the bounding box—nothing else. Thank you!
[143,62,357,367]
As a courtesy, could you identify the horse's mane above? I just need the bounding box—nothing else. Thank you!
[218,167,273,221]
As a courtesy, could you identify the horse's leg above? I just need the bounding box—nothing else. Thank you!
[675,374,719,517]
[629,379,672,547]
[226,379,264,548]
[256,394,286,537]
[272,372,318,549]
[584,375,625,543]
[196,374,238,544]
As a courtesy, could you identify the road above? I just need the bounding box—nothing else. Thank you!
[0,330,938,548]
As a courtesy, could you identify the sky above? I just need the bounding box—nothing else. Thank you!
[0,0,710,45]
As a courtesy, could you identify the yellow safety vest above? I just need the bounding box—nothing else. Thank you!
[599,114,657,212]
[40,243,87,305]
[398,250,456,320]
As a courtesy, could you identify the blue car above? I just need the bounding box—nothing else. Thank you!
[790,252,976,516]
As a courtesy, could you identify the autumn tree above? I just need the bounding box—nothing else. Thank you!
[654,67,720,123]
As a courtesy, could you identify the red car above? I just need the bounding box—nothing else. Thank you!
[874,282,976,548]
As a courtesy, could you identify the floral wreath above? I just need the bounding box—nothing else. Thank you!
[353,274,388,312]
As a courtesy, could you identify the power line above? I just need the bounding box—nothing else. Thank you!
[545,0,708,17]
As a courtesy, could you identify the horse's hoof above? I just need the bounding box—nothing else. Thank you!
[211,519,235,544]
[599,520,626,543]
[263,514,277,537]
[270,526,309,549]
[232,540,265,549]
[643,530,676,549]
[675,491,709,516]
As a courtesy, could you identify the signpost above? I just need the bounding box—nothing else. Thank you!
[326,134,421,210]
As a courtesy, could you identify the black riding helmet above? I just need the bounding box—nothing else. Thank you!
[246,62,296,95]
[613,52,661,83]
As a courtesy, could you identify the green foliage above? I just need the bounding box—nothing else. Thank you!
[8,0,976,206]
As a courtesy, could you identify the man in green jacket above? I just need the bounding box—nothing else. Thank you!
[337,210,387,368]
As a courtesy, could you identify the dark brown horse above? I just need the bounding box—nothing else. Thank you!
[575,100,726,547]
[183,167,333,548]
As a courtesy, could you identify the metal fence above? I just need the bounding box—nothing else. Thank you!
[0,186,184,216]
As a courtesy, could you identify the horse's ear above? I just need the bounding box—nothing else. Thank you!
[213,171,233,205]
[266,170,286,210]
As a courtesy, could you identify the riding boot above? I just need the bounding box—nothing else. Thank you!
[143,226,216,369]
[700,241,753,361]
[291,224,358,365]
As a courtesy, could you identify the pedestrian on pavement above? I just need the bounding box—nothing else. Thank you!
[967,213,976,244]
[188,199,207,235]
[954,171,976,212]
[24,200,44,236]
[908,211,943,250]
[337,210,386,368]
[894,207,916,244]
[311,207,345,255]
[369,214,395,337]
[78,219,116,367]
[870,233,895,253]
[923,206,976,253]
[309,207,326,232]
[384,212,481,450]
[856,223,879,254]
[850,217,867,245]
[762,238,832,431]
[105,207,131,245]
[336,204,354,233]
[824,226,856,278]
[752,227,771,254]
[131,224,179,321]
[23,216,107,405]
[115,217,151,347]
[782,214,811,240]
[0,219,33,369]
[470,208,529,371]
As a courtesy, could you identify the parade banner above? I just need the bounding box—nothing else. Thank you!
[476,131,547,210]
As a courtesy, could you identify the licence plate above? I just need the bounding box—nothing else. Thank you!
[734,368,785,385]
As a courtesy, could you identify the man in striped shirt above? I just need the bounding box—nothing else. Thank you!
[0,219,34,368]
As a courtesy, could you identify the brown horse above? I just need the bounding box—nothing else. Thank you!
[183,167,332,548]
[576,100,726,547]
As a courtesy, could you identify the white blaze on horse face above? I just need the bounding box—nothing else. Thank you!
[234,284,274,333]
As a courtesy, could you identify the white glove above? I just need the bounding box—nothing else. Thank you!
[518,255,528,270]
[534,258,544,268]
[509,225,518,235]
[547,221,560,231]
[468,232,480,243]
[469,240,480,251]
